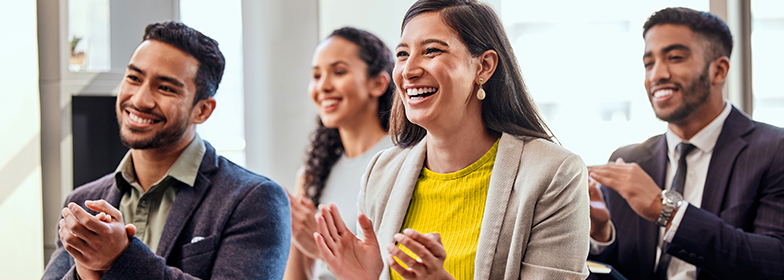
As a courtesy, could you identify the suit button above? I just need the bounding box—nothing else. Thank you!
[679,249,688,256]
[689,253,697,259]
[698,256,704,261]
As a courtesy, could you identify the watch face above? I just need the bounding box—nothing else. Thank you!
[664,190,684,202]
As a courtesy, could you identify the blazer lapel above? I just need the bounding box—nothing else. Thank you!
[104,178,125,207]
[157,141,217,258]
[643,135,669,191]
[474,133,520,279]
[632,135,668,273]
[377,137,427,260]
[701,108,753,214]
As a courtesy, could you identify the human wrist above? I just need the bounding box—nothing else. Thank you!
[590,221,612,242]
[657,190,683,227]
[75,262,104,280]
[665,206,680,231]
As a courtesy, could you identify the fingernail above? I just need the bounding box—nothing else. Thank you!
[393,233,403,241]
[403,228,414,234]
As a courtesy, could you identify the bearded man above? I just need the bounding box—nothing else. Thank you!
[42,21,290,280]
[587,7,784,280]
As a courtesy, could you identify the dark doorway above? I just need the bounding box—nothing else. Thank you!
[72,96,128,188]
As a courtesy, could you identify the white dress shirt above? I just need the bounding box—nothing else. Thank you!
[591,102,732,280]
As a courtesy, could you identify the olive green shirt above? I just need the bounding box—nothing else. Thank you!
[114,134,205,253]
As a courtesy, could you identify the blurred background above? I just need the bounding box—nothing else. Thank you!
[1,0,781,278]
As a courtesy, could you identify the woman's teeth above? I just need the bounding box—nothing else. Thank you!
[321,99,338,107]
[406,87,437,97]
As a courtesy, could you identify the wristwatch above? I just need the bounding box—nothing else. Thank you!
[657,189,684,227]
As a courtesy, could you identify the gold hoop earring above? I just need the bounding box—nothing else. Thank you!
[477,78,486,100]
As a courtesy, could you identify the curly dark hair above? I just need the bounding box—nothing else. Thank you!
[390,0,554,147]
[643,7,733,61]
[303,27,394,206]
[143,21,226,105]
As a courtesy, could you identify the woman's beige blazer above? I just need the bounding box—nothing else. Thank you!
[357,133,590,279]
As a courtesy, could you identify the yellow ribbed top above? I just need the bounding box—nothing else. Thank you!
[391,139,498,280]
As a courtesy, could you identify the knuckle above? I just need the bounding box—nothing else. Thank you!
[83,218,98,229]
[62,234,76,244]
[65,218,77,228]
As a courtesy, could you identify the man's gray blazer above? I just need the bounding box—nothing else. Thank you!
[42,141,291,279]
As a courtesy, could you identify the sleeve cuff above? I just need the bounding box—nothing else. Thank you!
[663,201,690,242]
[590,221,616,255]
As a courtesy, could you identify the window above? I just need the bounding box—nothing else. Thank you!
[67,0,111,72]
[181,0,247,165]
[751,0,784,127]
[500,0,708,165]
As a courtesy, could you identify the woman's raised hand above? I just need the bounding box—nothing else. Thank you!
[314,203,384,280]
[286,189,321,259]
[386,229,455,280]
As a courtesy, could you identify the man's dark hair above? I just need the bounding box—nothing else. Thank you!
[143,21,226,105]
[643,7,733,61]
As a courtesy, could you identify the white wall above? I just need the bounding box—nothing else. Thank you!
[319,0,416,49]
[318,0,502,52]
[0,1,44,279]
[241,0,319,189]
[181,0,248,166]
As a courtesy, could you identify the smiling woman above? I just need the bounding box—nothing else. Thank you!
[283,27,395,280]
[310,1,591,279]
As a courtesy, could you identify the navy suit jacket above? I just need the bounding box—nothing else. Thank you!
[589,107,784,280]
[42,141,291,279]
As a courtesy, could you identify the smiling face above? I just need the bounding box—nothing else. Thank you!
[309,36,381,129]
[644,24,714,124]
[116,40,202,150]
[393,12,482,132]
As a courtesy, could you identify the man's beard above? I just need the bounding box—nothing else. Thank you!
[117,104,190,150]
[655,63,712,123]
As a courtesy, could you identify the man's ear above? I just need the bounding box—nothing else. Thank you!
[191,97,216,125]
[711,56,730,85]
[476,49,499,83]
[368,72,391,98]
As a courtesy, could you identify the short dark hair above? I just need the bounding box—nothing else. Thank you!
[143,21,226,105]
[391,0,553,147]
[643,7,733,60]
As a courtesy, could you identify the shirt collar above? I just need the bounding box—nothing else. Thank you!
[665,102,732,156]
[115,134,206,189]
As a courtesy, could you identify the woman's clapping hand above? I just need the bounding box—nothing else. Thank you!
[386,229,455,280]
[314,203,384,280]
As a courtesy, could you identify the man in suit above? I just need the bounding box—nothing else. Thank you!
[587,7,784,280]
[42,21,291,279]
